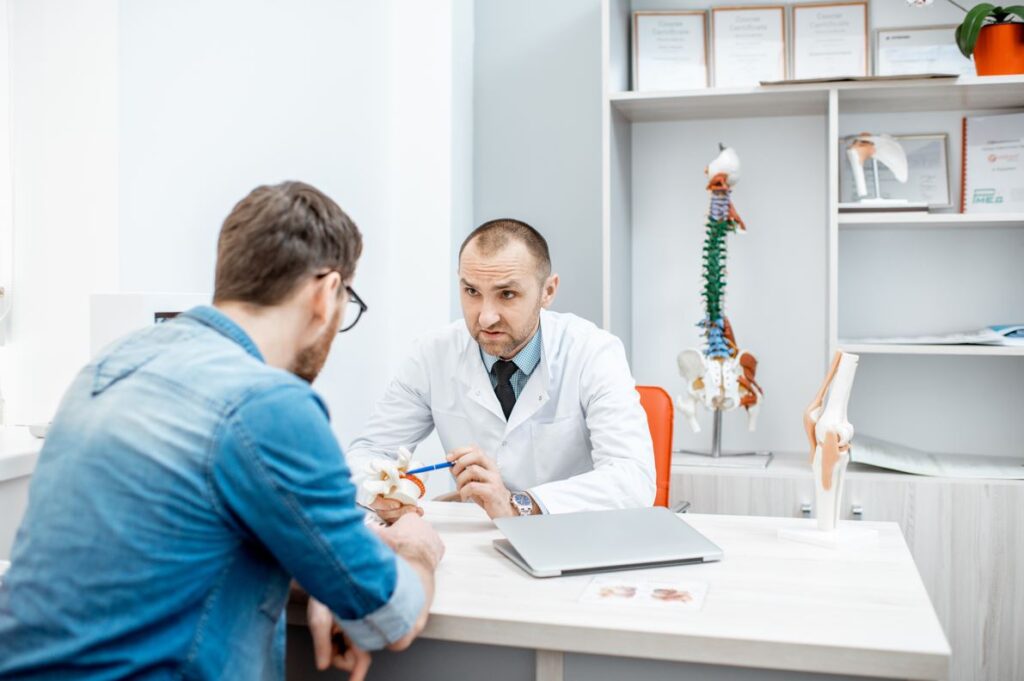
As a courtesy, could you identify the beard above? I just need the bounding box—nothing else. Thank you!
[291,306,341,383]
[472,314,539,359]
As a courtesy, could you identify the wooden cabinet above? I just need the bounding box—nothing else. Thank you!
[671,455,1024,681]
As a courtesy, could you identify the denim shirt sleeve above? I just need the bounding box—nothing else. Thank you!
[211,383,424,650]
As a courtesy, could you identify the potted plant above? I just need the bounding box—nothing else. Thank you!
[955,4,1024,75]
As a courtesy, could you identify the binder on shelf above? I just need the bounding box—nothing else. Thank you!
[961,112,1024,214]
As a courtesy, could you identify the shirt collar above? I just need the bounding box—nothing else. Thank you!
[181,305,265,362]
[480,326,543,376]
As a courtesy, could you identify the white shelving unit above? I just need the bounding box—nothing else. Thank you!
[601,3,1023,678]
[601,0,1024,461]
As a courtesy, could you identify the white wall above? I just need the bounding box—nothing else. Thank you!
[1,0,471,478]
[3,0,120,425]
[473,0,604,325]
[117,0,459,450]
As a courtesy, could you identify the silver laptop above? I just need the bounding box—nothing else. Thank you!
[493,507,723,578]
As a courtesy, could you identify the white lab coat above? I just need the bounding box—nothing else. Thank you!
[347,310,656,514]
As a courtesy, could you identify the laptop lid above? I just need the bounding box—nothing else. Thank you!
[493,507,723,577]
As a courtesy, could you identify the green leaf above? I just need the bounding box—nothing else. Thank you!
[958,3,997,56]
[1003,4,1024,20]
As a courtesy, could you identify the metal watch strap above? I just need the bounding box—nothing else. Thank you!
[510,491,534,516]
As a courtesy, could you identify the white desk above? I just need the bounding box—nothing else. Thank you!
[0,426,43,560]
[0,426,42,483]
[288,500,950,681]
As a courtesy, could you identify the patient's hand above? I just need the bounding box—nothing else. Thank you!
[308,597,372,679]
[370,495,423,524]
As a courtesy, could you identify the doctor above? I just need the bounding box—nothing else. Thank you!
[348,219,655,520]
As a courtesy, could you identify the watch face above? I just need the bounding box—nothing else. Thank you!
[512,493,531,506]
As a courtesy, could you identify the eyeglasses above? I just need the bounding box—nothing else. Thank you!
[316,271,368,333]
[340,285,367,333]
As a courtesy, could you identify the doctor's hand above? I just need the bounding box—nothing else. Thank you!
[448,446,515,519]
[307,597,372,680]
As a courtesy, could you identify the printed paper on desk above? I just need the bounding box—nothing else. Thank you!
[580,576,708,611]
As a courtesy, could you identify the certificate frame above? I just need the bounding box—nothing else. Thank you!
[792,2,868,80]
[632,11,709,92]
[875,25,975,77]
[711,5,787,88]
[838,132,953,209]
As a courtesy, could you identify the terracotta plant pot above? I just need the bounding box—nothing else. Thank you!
[974,22,1024,76]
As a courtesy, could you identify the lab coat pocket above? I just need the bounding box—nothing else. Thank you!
[529,416,589,483]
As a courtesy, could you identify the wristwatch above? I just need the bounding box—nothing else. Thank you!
[510,491,535,516]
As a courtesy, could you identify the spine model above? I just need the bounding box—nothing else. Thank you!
[700,186,738,360]
[676,145,763,432]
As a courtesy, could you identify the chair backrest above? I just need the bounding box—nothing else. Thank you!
[636,385,673,508]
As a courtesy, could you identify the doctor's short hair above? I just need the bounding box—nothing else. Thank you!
[459,218,552,280]
[213,181,362,306]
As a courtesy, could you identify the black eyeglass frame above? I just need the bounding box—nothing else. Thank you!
[315,270,367,333]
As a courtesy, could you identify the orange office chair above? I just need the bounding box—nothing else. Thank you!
[636,385,673,508]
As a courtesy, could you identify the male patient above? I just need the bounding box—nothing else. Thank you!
[348,219,655,521]
[0,182,442,680]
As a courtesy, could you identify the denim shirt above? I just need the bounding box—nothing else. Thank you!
[0,306,423,680]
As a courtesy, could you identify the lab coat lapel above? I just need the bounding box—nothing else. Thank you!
[457,338,506,422]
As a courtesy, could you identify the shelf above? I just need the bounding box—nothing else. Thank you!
[610,86,828,122]
[839,343,1024,357]
[838,74,1024,114]
[838,212,1024,229]
[609,75,1024,123]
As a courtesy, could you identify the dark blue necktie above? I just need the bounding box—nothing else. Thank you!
[491,359,518,420]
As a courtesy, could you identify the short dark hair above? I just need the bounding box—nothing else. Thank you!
[213,181,363,306]
[459,218,551,278]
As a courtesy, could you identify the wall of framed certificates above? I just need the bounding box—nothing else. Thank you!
[632,2,972,91]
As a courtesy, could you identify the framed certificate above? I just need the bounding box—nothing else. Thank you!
[711,6,786,87]
[839,133,952,208]
[633,11,709,91]
[876,26,975,76]
[792,2,868,79]
[963,113,1024,213]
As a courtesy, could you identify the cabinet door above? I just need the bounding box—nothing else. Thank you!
[844,477,1024,681]
[671,471,811,518]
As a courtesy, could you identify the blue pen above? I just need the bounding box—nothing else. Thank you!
[404,461,455,476]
